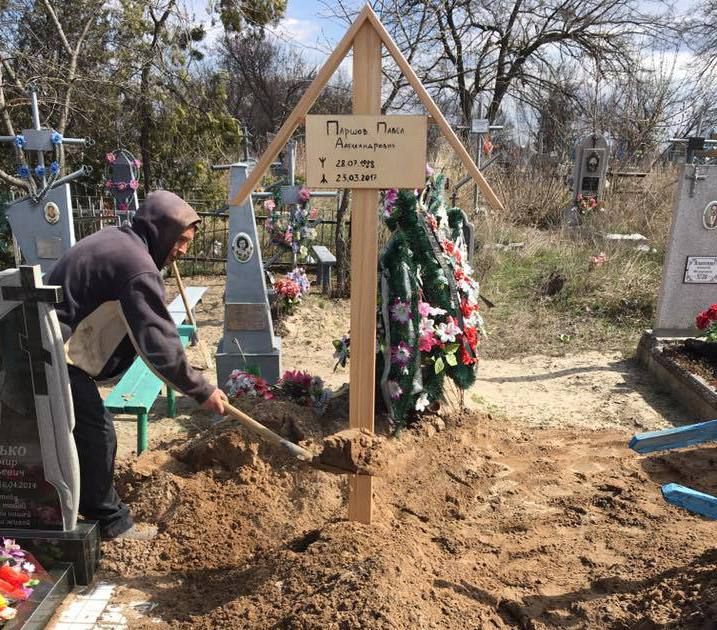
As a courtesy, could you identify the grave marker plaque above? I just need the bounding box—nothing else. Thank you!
[306,114,427,189]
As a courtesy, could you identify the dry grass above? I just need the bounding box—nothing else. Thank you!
[429,139,678,360]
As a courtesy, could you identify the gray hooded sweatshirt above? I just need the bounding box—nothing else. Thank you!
[48,191,214,403]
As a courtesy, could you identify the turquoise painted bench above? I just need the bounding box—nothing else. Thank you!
[104,286,208,454]
[105,324,195,454]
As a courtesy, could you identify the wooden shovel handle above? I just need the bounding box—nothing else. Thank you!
[171,262,198,328]
[223,402,314,462]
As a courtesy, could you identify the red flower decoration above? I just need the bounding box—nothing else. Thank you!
[459,345,476,366]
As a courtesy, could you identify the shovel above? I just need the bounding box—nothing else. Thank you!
[223,401,377,476]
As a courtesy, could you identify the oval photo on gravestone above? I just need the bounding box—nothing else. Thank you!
[231,232,254,264]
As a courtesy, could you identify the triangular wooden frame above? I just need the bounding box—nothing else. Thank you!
[230,4,504,211]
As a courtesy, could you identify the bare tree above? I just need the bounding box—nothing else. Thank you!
[0,0,103,191]
[328,0,677,130]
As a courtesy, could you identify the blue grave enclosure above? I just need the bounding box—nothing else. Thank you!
[216,164,282,387]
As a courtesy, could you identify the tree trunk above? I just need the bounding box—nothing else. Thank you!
[333,188,350,297]
[139,65,152,189]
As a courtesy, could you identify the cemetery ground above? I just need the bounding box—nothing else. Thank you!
[49,210,717,629]
[45,167,717,629]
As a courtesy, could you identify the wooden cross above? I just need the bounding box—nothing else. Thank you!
[227,4,504,523]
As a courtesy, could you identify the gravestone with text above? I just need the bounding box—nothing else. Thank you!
[0,265,100,587]
[216,164,282,388]
[655,164,717,336]
[564,134,610,226]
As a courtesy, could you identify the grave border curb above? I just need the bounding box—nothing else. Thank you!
[637,330,717,420]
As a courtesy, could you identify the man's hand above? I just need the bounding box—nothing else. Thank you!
[201,387,229,415]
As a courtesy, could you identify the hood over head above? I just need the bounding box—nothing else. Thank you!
[131,191,201,269]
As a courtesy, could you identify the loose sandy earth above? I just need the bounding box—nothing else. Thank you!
[55,277,717,630]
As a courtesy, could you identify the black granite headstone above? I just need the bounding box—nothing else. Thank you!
[0,266,100,595]
[0,283,64,530]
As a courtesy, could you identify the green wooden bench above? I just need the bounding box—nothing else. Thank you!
[104,324,195,454]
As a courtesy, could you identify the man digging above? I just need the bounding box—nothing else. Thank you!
[48,191,228,541]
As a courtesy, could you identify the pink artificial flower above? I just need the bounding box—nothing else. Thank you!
[418,301,431,318]
[105,152,116,164]
[264,199,276,212]
[425,163,435,177]
[436,317,462,343]
[116,181,127,191]
[387,380,403,400]
[118,202,128,211]
[391,341,412,368]
[390,299,412,324]
[590,252,607,266]
[298,187,311,203]
[129,179,139,190]
[418,330,439,352]
[104,180,113,190]
[133,159,142,168]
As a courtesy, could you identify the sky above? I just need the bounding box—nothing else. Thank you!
[187,0,350,65]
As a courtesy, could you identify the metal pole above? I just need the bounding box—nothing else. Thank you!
[288,140,296,186]
[29,88,46,187]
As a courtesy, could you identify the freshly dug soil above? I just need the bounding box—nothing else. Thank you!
[102,401,717,630]
[663,339,717,388]
[316,428,385,475]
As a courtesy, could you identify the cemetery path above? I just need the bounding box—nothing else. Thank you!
[57,282,713,630]
[469,350,688,433]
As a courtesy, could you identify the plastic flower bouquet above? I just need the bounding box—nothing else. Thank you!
[277,370,331,414]
[263,187,321,261]
[0,539,41,624]
[576,194,602,215]
[695,304,717,342]
[225,370,273,400]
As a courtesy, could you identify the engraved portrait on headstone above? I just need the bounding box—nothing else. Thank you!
[703,200,717,230]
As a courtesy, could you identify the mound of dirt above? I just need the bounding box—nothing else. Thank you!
[101,406,717,630]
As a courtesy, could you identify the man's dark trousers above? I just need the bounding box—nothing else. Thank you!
[68,365,133,539]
